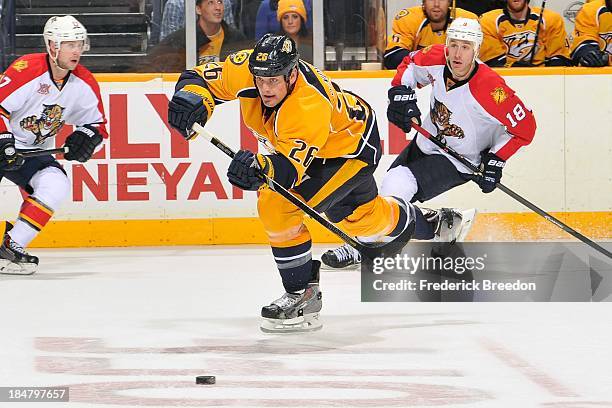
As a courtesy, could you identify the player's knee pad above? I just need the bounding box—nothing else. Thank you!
[29,166,71,211]
[380,165,418,203]
[257,187,308,244]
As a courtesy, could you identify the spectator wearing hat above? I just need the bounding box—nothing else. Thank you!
[255,0,312,40]
[277,0,312,62]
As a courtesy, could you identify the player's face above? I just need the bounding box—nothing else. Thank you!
[281,12,302,36]
[197,0,224,25]
[255,68,298,107]
[52,41,85,70]
[506,0,529,13]
[423,0,450,23]
[447,39,476,78]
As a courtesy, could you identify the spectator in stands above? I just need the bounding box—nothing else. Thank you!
[479,0,571,67]
[147,0,247,71]
[160,0,239,40]
[255,0,312,40]
[276,0,312,62]
[570,0,611,67]
[384,0,478,69]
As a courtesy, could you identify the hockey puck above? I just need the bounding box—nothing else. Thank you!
[195,375,216,385]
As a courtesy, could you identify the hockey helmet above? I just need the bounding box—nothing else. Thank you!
[43,15,90,54]
[445,17,483,53]
[249,34,299,78]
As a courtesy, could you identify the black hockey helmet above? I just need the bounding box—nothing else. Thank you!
[249,33,299,78]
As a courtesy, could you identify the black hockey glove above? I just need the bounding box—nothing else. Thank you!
[0,133,24,171]
[576,46,608,67]
[227,150,266,191]
[387,85,421,133]
[168,88,211,140]
[63,125,103,162]
[477,151,505,194]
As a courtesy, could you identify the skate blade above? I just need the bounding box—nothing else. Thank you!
[455,208,477,243]
[260,313,322,334]
[0,259,37,275]
[320,262,361,271]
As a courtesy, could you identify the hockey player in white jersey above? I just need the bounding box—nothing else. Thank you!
[0,16,107,275]
[323,18,537,269]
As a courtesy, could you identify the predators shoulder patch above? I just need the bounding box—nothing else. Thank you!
[395,9,409,20]
[230,50,249,65]
[491,87,508,105]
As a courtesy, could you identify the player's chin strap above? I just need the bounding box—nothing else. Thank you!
[48,46,70,73]
[189,122,412,262]
[411,122,612,260]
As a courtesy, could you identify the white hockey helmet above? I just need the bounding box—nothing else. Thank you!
[43,15,90,54]
[445,17,483,54]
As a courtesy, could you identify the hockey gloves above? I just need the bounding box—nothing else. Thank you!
[477,151,505,194]
[0,133,24,171]
[575,45,609,67]
[168,85,215,140]
[227,150,269,191]
[387,85,421,133]
[63,125,103,163]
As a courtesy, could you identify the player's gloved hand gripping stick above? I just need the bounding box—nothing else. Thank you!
[189,123,412,261]
[411,122,612,260]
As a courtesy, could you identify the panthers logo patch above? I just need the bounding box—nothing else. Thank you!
[430,99,465,139]
[12,60,28,72]
[491,87,508,105]
[20,104,65,145]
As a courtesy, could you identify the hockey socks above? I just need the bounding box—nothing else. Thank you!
[10,196,54,247]
[272,241,314,293]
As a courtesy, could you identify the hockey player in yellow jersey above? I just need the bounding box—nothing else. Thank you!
[570,0,611,66]
[384,0,478,69]
[167,34,433,332]
[479,0,571,67]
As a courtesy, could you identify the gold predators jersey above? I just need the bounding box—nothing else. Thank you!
[570,0,612,60]
[186,50,378,183]
[384,6,477,69]
[479,7,571,66]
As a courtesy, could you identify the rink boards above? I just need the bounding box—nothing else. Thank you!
[0,67,610,247]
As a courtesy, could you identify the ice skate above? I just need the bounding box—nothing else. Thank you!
[0,222,38,275]
[260,261,323,333]
[424,208,477,243]
[321,244,361,270]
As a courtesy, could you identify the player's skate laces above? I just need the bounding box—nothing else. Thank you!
[0,229,39,275]
[425,208,476,243]
[321,244,361,269]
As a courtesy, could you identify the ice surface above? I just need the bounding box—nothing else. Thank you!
[0,245,610,407]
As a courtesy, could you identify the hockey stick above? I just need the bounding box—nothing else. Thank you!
[18,147,68,158]
[189,123,410,260]
[528,0,547,66]
[411,123,612,260]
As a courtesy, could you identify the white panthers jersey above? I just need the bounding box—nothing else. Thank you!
[0,53,108,150]
[393,44,536,173]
